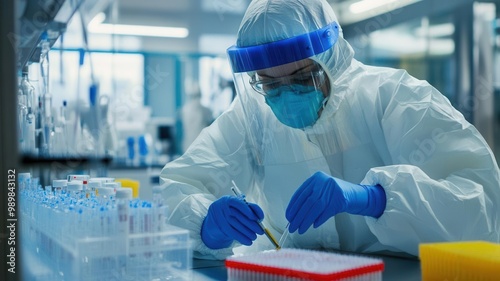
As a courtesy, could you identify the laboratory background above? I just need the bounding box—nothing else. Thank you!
[1,0,500,280]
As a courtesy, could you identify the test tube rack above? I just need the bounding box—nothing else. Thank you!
[19,179,192,281]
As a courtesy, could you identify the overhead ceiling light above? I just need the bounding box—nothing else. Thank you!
[348,0,422,15]
[340,0,422,25]
[349,0,401,14]
[88,12,106,26]
[88,13,189,38]
[415,23,455,38]
[90,24,189,38]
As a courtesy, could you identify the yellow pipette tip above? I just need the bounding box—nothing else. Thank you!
[264,228,281,250]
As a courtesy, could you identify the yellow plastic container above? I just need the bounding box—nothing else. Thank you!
[419,241,500,281]
[115,178,140,198]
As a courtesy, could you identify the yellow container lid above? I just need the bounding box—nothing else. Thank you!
[420,241,500,281]
[115,178,140,198]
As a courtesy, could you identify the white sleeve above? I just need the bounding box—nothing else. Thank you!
[160,98,258,260]
[362,81,500,256]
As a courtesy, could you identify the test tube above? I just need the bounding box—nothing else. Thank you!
[116,189,132,232]
[18,173,31,190]
[87,180,101,198]
[44,185,52,198]
[104,182,120,193]
[66,180,83,200]
[153,185,169,232]
[52,179,67,194]
[67,174,91,182]
[278,223,290,249]
[66,180,83,236]
[91,177,115,183]
[91,177,115,196]
[82,180,88,197]
[97,186,115,210]
[116,188,132,269]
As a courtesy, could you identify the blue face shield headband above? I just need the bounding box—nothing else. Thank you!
[227,22,338,128]
[227,22,339,73]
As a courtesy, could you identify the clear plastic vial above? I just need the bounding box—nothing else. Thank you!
[67,174,91,182]
[66,180,83,200]
[18,173,31,190]
[97,186,115,207]
[17,89,28,151]
[152,185,169,232]
[104,182,120,193]
[52,179,67,196]
[116,188,132,272]
[87,180,101,198]
[82,180,88,197]
[20,67,36,154]
[91,177,115,184]
[116,188,132,235]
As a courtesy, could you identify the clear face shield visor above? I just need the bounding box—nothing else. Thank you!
[223,23,341,227]
[227,22,339,130]
[250,60,329,129]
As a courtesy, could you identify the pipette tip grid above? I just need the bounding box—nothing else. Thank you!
[226,248,384,281]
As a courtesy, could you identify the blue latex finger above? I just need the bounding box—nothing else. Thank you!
[211,204,233,231]
[287,176,321,231]
[228,198,261,221]
[314,209,332,228]
[289,192,320,233]
[230,208,264,235]
[297,190,328,234]
[313,183,338,228]
[286,179,315,222]
[289,197,319,233]
[226,216,258,245]
[248,203,264,221]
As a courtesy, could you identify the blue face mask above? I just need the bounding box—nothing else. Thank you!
[265,84,326,129]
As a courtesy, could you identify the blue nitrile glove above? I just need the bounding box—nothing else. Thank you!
[201,195,265,249]
[286,171,386,234]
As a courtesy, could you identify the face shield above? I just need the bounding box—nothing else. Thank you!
[225,22,339,168]
[227,22,339,130]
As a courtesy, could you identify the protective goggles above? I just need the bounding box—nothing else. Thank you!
[249,66,327,97]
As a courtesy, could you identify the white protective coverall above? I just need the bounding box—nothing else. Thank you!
[160,0,500,260]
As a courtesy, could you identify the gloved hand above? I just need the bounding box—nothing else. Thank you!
[201,195,265,249]
[286,171,386,234]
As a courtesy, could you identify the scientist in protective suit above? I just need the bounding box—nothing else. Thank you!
[160,0,500,260]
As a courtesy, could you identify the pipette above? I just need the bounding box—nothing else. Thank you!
[231,180,281,250]
[279,223,290,249]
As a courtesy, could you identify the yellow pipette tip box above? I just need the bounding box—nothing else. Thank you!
[115,178,140,198]
[419,241,500,281]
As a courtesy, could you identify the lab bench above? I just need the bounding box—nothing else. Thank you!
[22,240,420,280]
[191,252,421,281]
